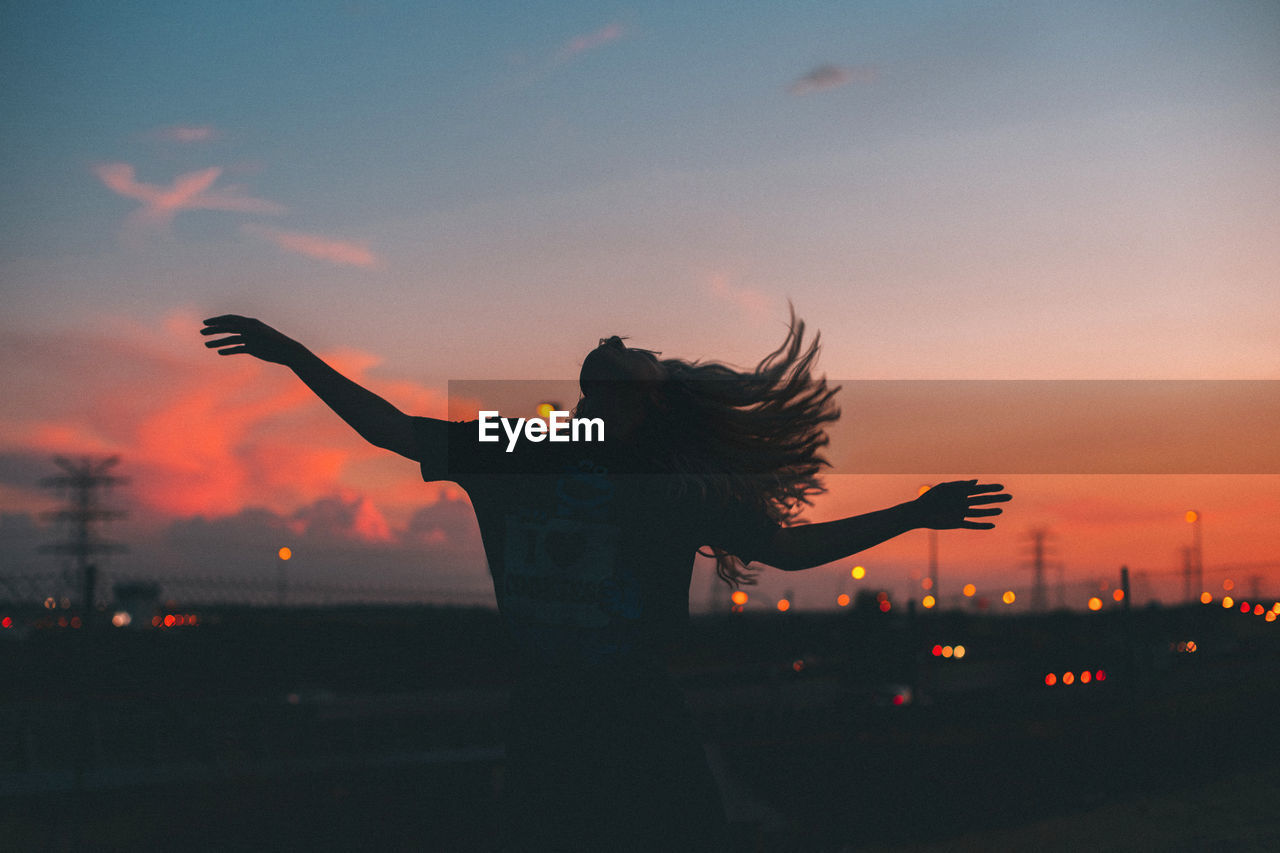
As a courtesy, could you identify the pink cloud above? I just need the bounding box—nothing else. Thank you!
[709,272,771,318]
[94,163,285,230]
[155,124,220,143]
[556,22,624,62]
[243,224,380,268]
[788,64,878,95]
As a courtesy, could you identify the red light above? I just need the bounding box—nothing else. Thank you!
[892,694,905,706]
[163,614,176,627]
[878,600,891,612]
[1,617,11,628]
[1080,670,1092,684]
[70,617,82,629]
[1044,673,1057,686]
[1062,672,1075,685]
[932,644,943,656]
[792,660,805,672]
[1241,601,1250,613]
[1095,670,1106,681]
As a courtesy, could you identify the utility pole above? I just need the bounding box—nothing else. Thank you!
[40,455,128,612]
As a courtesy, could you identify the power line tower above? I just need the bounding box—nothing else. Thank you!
[1022,527,1054,613]
[40,455,128,611]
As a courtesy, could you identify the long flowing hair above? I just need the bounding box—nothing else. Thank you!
[577,308,840,586]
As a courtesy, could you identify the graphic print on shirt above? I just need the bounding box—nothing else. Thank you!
[502,512,620,628]
[498,458,646,660]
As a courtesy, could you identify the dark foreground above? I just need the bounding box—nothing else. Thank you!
[2,601,1278,850]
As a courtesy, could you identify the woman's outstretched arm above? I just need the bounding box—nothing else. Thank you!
[201,315,420,459]
[759,480,1010,571]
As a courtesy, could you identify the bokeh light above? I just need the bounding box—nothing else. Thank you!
[731,590,748,606]
[1002,591,1016,605]
[922,595,936,609]
[278,546,292,561]
[1088,597,1103,611]
[851,566,866,580]
[963,584,976,597]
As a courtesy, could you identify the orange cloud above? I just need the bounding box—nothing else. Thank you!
[243,224,380,268]
[788,64,878,95]
[2,313,450,536]
[94,163,285,231]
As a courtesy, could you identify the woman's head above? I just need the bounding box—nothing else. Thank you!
[576,337,668,440]
[576,312,840,586]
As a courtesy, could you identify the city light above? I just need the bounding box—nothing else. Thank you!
[1080,670,1092,683]
[837,593,850,607]
[111,611,132,628]
[1112,589,1124,602]
[777,598,791,612]
[922,595,936,609]
[1062,672,1075,685]
[953,645,966,659]
[1201,592,1213,604]
[278,546,292,561]
[1222,596,1234,609]
[1002,591,1016,605]
[1223,579,1234,591]
[851,565,866,580]
[963,584,976,597]
[731,590,748,606]
[921,577,933,591]
[1088,597,1103,611]
[932,645,943,656]
[942,645,953,658]
[1045,673,1057,686]
[1185,510,1198,524]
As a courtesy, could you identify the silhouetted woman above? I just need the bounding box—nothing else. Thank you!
[202,312,1010,851]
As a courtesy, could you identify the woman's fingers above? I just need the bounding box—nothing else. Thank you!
[204,335,245,349]
[966,507,1003,517]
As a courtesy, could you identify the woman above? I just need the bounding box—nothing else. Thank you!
[201,313,1010,850]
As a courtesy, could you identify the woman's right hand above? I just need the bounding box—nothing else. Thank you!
[201,315,307,366]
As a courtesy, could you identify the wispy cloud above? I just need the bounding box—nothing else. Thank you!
[242,224,380,268]
[94,163,285,230]
[709,273,771,318]
[555,22,624,63]
[788,63,878,95]
[153,124,220,143]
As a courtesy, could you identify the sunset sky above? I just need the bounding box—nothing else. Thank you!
[2,2,1278,611]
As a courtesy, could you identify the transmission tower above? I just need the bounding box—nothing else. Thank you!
[1022,527,1054,613]
[40,455,128,609]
